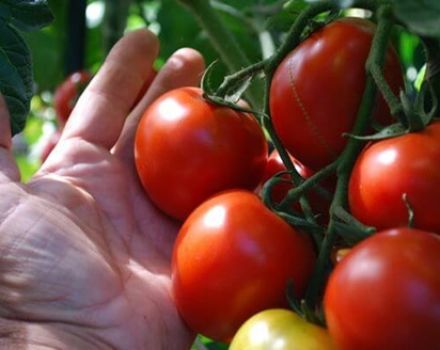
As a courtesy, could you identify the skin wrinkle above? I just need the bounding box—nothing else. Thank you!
[0,30,203,350]
[287,53,337,159]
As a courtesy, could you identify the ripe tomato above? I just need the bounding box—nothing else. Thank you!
[260,149,333,221]
[324,227,440,350]
[349,121,440,233]
[229,309,337,350]
[270,17,403,170]
[134,87,268,220]
[54,70,92,125]
[172,190,316,342]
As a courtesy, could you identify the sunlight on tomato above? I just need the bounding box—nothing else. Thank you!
[325,227,440,350]
[135,87,268,220]
[270,17,403,170]
[172,190,316,342]
[349,121,440,233]
[229,309,337,350]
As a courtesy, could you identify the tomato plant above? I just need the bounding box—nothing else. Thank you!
[53,70,92,126]
[229,309,337,350]
[270,17,403,170]
[134,87,268,221]
[349,121,440,233]
[172,190,316,342]
[260,149,333,221]
[324,227,440,350]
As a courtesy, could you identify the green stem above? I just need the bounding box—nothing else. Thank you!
[217,59,268,97]
[103,0,131,54]
[177,0,262,109]
[279,161,338,211]
[304,4,393,308]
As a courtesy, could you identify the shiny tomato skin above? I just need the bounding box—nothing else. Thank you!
[172,190,316,342]
[229,309,337,350]
[324,228,440,350]
[270,17,403,170]
[54,70,92,125]
[134,87,268,221]
[349,121,440,233]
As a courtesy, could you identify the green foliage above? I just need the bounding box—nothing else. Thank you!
[391,0,440,39]
[0,0,53,135]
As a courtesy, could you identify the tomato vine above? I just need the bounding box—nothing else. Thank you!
[173,0,440,338]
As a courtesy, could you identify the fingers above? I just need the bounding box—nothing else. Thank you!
[112,48,205,161]
[60,29,159,150]
[0,95,20,182]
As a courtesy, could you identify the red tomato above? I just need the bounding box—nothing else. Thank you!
[324,227,440,350]
[270,17,403,170]
[172,190,316,342]
[134,87,268,220]
[260,150,333,220]
[54,70,92,125]
[349,121,440,233]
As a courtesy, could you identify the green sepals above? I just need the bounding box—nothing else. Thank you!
[391,0,440,40]
[200,60,219,96]
[223,75,252,104]
[344,122,407,141]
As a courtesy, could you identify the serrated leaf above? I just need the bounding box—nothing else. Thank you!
[391,0,440,39]
[0,22,32,135]
[0,0,53,31]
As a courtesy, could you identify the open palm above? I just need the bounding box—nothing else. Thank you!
[0,30,204,350]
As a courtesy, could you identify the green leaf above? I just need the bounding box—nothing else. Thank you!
[0,0,53,31]
[0,22,32,135]
[391,0,440,39]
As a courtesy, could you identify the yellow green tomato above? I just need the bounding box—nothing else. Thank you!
[229,309,337,350]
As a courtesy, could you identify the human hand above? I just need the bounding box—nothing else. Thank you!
[0,29,204,350]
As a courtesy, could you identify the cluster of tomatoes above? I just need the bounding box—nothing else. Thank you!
[134,16,440,350]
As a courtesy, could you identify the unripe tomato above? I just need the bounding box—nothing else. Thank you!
[229,309,337,350]
[270,17,403,170]
[54,70,92,125]
[134,87,268,220]
[172,190,316,342]
[324,227,440,350]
